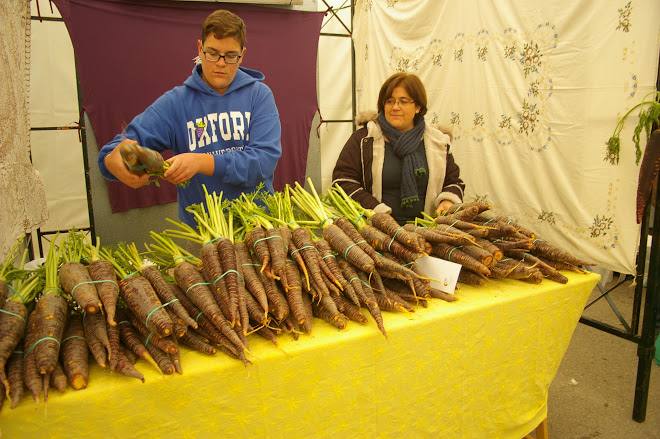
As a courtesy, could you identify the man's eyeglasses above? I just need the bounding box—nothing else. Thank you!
[385,97,416,107]
[202,49,242,64]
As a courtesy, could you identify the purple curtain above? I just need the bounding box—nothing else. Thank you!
[54,0,323,213]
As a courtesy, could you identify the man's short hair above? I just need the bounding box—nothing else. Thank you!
[202,10,246,48]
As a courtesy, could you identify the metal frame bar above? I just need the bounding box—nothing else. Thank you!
[30,14,95,258]
[350,0,355,131]
[579,186,651,340]
[30,16,63,22]
[583,275,630,310]
[578,49,659,423]
[578,155,658,421]
[34,228,92,258]
[632,175,659,422]
[320,0,351,35]
[31,126,79,131]
[631,207,650,334]
[76,62,97,244]
[604,293,632,333]
[631,49,660,422]
[318,2,356,133]
[581,273,633,332]
[320,32,349,37]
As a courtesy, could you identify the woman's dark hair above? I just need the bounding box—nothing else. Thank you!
[377,72,428,118]
[201,10,246,48]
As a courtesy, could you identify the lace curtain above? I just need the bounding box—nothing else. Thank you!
[0,1,48,255]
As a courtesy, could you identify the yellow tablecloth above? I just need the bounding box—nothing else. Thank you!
[1,272,599,438]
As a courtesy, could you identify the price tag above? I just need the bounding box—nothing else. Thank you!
[414,255,462,294]
[24,258,46,271]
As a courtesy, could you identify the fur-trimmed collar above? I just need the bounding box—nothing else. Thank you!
[355,110,378,126]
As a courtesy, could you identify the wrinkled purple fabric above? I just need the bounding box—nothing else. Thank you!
[54,0,323,212]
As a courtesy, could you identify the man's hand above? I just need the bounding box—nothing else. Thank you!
[435,200,455,216]
[104,139,151,189]
[164,153,214,185]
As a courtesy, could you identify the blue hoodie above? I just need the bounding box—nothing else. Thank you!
[98,64,282,226]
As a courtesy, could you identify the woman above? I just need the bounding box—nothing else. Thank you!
[332,72,465,223]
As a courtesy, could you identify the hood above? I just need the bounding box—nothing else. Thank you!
[184,63,265,96]
[356,110,378,126]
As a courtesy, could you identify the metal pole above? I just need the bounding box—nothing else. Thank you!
[75,67,96,243]
[350,0,356,131]
[631,200,650,333]
[632,177,659,422]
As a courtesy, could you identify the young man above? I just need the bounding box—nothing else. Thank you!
[98,9,281,225]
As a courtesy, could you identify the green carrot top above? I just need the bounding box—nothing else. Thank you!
[0,236,24,283]
[325,184,373,229]
[60,230,88,264]
[605,90,660,165]
[44,235,61,295]
[146,232,200,269]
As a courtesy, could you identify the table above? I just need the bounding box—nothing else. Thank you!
[1,272,599,438]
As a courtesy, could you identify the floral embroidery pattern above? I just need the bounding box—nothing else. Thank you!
[476,29,489,61]
[386,0,399,7]
[477,46,488,62]
[622,45,636,64]
[535,22,559,49]
[402,25,556,153]
[430,113,443,130]
[538,211,556,225]
[498,115,512,129]
[495,126,513,146]
[358,0,373,12]
[518,100,540,135]
[472,112,485,142]
[626,73,638,97]
[429,39,443,67]
[616,1,632,32]
[364,43,369,62]
[453,33,465,63]
[520,42,542,77]
[454,47,464,62]
[504,44,517,60]
[590,215,614,238]
[472,194,490,204]
[528,80,540,97]
[389,47,424,72]
[503,27,518,60]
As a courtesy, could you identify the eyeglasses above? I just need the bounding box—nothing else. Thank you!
[384,97,416,107]
[202,49,242,64]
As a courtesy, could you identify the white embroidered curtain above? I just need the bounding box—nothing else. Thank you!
[351,0,660,274]
[0,1,48,255]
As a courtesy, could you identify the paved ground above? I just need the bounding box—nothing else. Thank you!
[546,276,659,439]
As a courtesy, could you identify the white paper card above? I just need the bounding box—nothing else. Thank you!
[414,255,462,294]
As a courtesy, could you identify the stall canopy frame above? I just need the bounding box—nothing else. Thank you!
[27,0,347,258]
[26,0,656,424]
[28,6,94,260]
[578,54,659,422]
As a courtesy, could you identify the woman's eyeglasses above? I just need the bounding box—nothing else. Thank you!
[385,97,415,107]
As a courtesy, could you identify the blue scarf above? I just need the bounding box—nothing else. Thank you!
[377,113,427,208]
